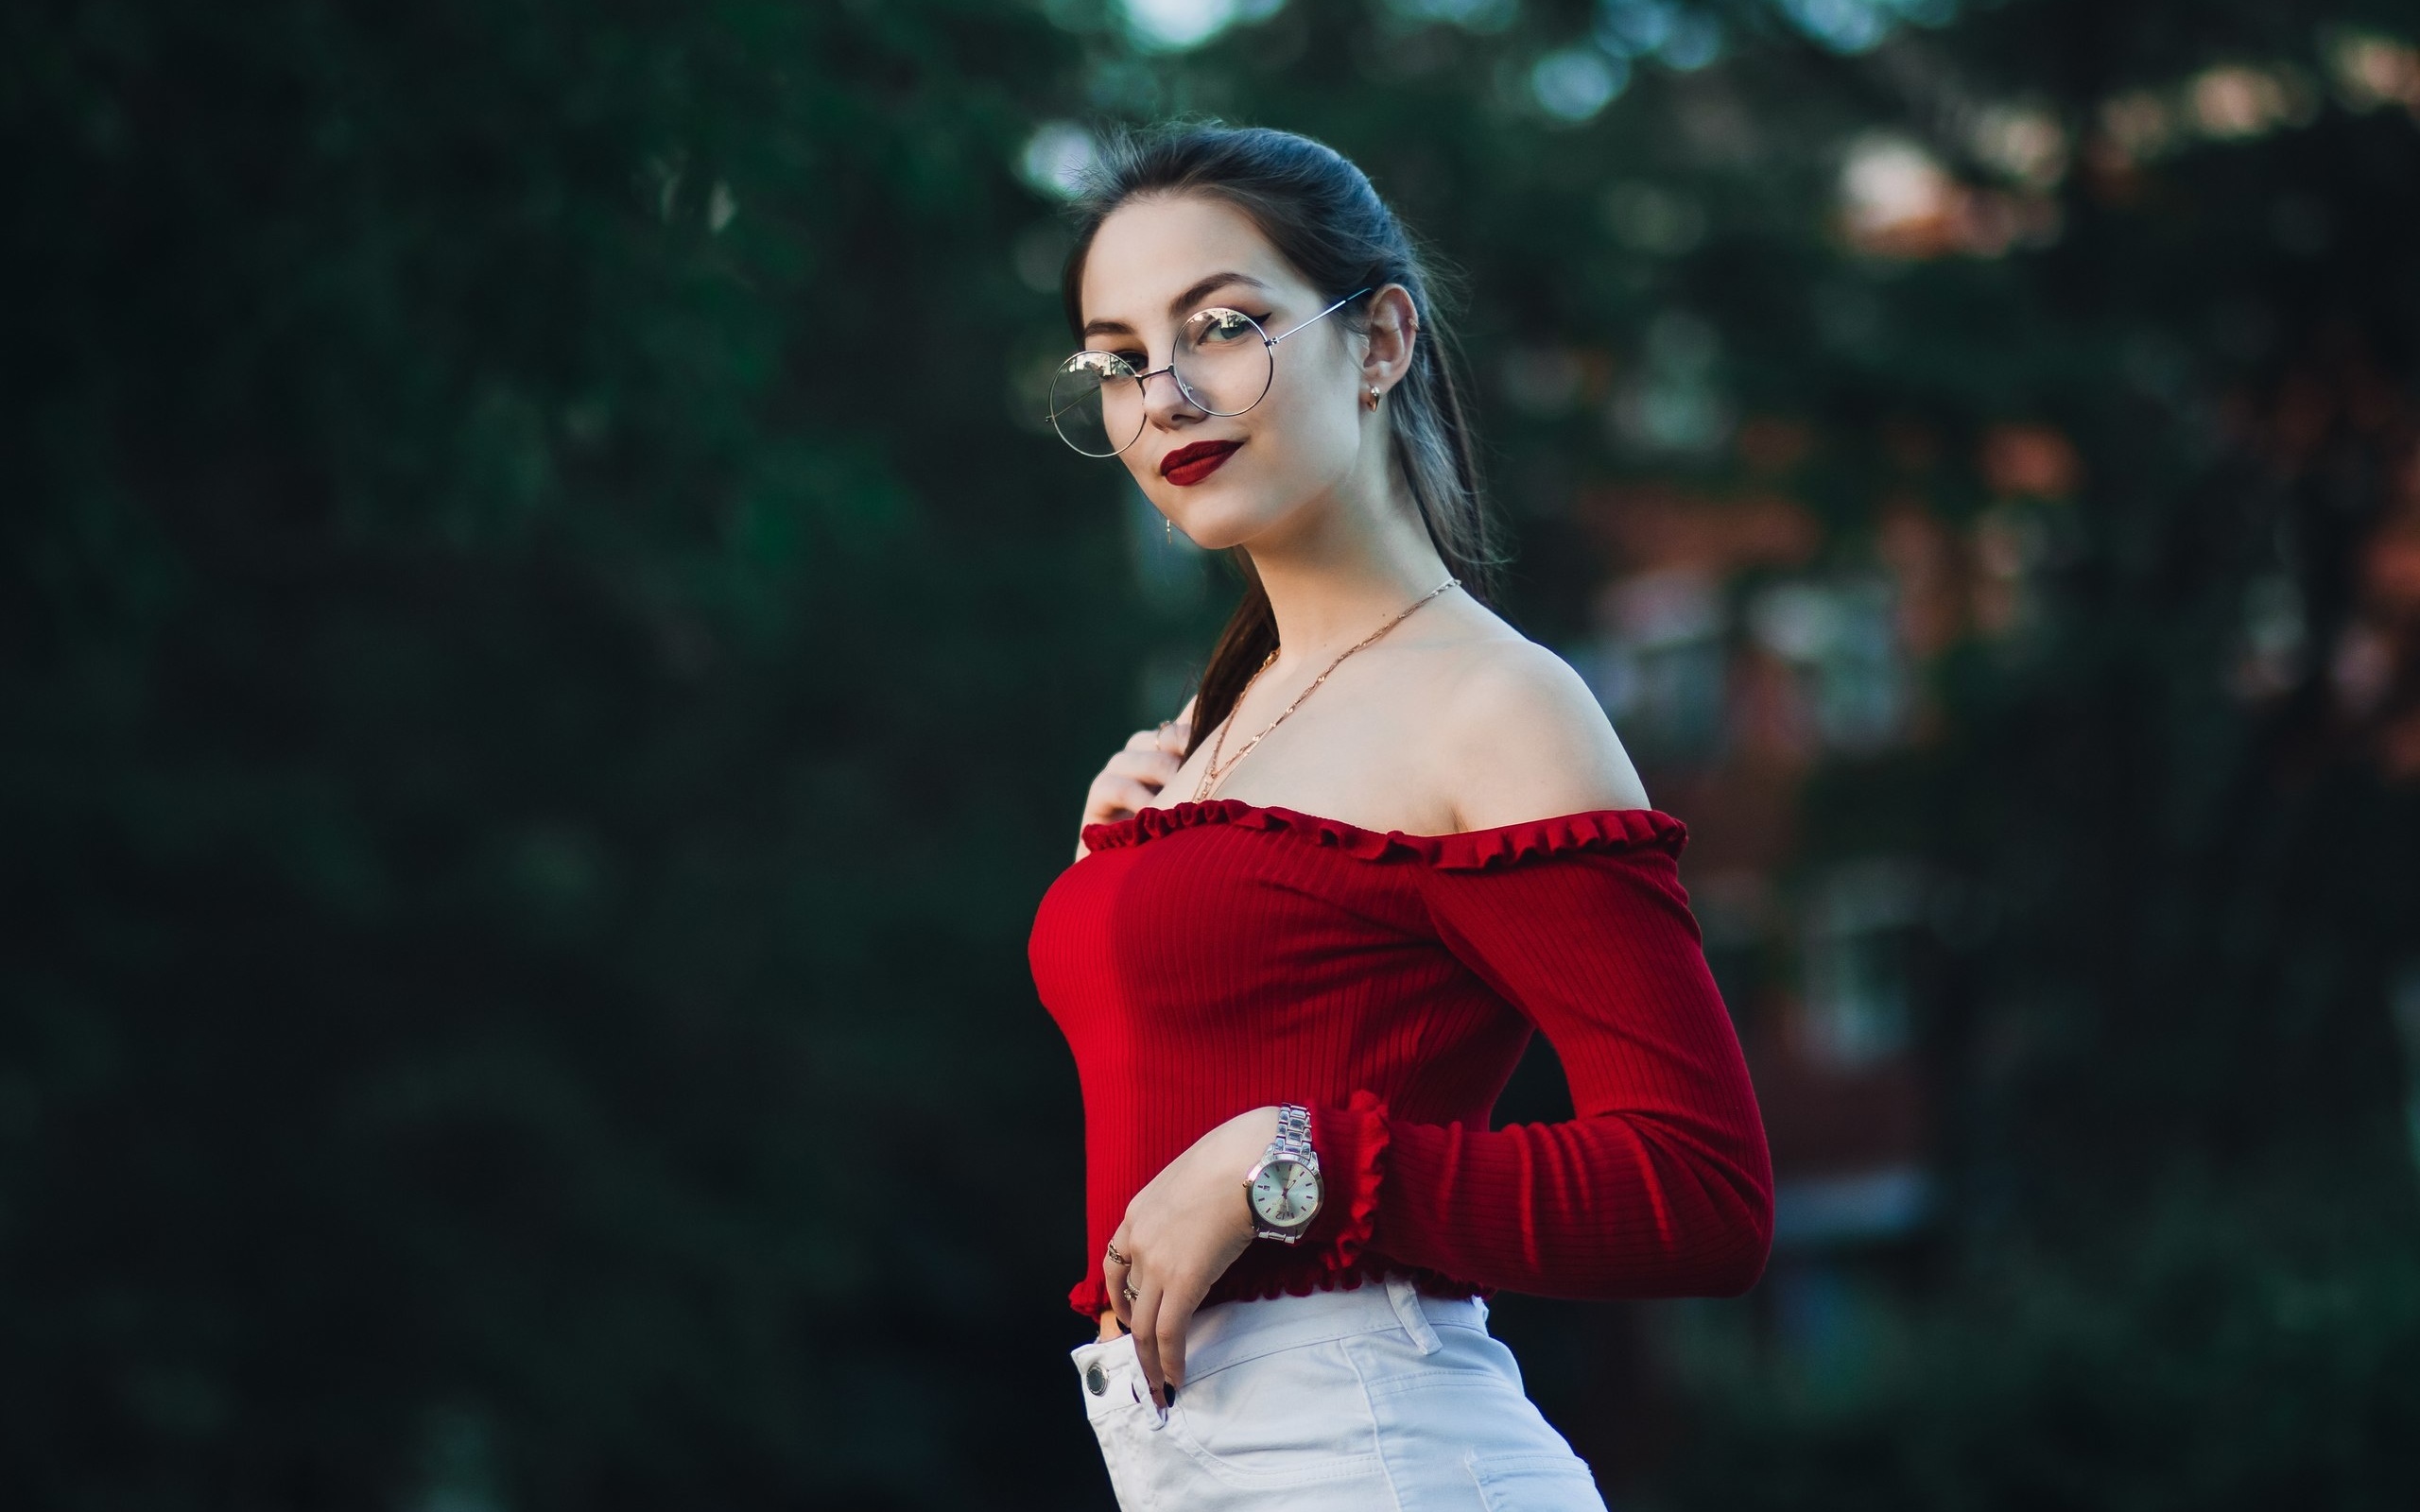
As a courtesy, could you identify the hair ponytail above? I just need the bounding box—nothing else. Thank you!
[1058,121,1499,757]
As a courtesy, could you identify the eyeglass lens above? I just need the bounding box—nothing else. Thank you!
[1049,307,1276,457]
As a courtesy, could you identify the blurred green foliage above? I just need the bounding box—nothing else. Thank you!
[8,1,1136,1504]
[8,0,2420,1506]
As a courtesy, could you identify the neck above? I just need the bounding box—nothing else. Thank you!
[1244,470,1453,663]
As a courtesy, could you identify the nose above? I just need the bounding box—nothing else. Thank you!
[1139,365,1202,430]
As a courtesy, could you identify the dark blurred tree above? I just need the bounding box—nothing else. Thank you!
[3,1,1153,1506]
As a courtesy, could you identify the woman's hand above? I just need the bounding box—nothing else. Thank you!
[1073,703,1193,862]
[1101,1104,1280,1408]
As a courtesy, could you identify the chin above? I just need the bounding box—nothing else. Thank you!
[1161,488,1306,554]
[1173,515,1271,554]
[1154,497,1252,552]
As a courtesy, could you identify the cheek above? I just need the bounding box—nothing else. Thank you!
[1256,360,1361,479]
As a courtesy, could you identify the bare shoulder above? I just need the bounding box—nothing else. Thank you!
[1426,632,1651,830]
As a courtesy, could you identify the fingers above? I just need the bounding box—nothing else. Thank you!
[1155,1273,1210,1395]
[1087,775,1158,816]
[1081,727,1193,841]
[1103,1230,1135,1332]
[1128,1280,1165,1407]
[1080,749,1184,831]
[1110,1224,1177,1410]
[1081,776,1162,828]
[1115,1262,1204,1409]
[1104,748,1182,788]
[1124,721,1192,759]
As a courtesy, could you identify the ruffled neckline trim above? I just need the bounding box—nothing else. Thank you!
[1078,799,1686,871]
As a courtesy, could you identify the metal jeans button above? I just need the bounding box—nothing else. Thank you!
[1084,1362,1108,1396]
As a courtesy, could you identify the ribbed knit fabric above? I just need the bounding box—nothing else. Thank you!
[1028,799,1773,1323]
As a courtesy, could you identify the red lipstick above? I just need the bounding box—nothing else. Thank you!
[1160,439,1242,487]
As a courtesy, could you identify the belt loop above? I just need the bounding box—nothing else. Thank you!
[1386,1273,1443,1355]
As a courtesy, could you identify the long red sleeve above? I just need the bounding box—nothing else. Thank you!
[1306,845,1772,1299]
[1029,799,1773,1321]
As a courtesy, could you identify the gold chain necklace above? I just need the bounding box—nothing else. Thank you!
[1193,576,1461,803]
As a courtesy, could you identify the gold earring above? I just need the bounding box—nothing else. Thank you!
[1364,383,1381,411]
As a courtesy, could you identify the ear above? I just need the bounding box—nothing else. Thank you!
[1359,284,1418,399]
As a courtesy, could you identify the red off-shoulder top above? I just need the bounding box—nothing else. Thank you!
[1028,799,1773,1323]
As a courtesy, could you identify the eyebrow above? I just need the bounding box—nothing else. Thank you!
[1080,272,1274,340]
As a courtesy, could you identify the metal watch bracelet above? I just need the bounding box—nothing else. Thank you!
[1246,1103,1321,1243]
[1266,1103,1317,1171]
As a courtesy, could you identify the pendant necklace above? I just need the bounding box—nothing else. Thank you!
[1193,576,1461,803]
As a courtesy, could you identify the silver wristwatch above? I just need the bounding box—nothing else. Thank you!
[1243,1104,1323,1243]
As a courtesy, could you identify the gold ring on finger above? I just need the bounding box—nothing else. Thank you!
[1120,1281,1140,1301]
[1104,1241,1130,1266]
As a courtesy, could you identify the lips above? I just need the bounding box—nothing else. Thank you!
[1160,439,1242,487]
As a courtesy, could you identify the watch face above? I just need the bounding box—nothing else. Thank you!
[1250,1160,1322,1228]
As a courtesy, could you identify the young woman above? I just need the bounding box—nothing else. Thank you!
[1027,123,1772,1511]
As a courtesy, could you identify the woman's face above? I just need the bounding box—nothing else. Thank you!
[1076,194,1373,550]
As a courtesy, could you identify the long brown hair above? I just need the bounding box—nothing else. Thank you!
[1059,121,1500,757]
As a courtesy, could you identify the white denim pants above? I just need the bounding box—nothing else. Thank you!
[1069,1275,1609,1511]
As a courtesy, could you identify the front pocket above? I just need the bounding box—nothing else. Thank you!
[1161,1337,1389,1490]
[1466,1450,1608,1512]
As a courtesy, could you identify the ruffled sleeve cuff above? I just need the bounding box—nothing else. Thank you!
[1305,1091,1391,1272]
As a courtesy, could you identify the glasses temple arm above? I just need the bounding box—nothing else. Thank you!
[1267,286,1376,345]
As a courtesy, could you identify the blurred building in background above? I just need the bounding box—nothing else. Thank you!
[1571,448,1992,1391]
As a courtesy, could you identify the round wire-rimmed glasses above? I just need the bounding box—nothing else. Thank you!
[1047,286,1374,457]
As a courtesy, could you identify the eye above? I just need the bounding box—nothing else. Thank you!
[1071,350,1138,378]
[1191,308,1262,346]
